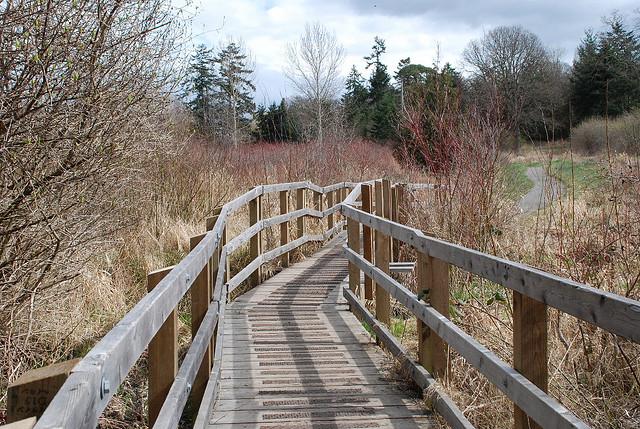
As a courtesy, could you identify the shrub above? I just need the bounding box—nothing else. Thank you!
[572,110,640,154]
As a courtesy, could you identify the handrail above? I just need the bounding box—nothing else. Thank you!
[340,204,640,342]
[35,180,353,429]
[338,181,640,429]
[342,283,474,429]
[344,247,586,429]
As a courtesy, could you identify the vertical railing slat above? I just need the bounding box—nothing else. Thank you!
[416,252,449,379]
[249,195,262,286]
[361,184,374,300]
[513,292,548,429]
[189,234,212,407]
[279,190,290,267]
[374,181,390,327]
[147,267,178,426]
[296,188,305,239]
[347,217,361,295]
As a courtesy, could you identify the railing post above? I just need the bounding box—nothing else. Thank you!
[296,188,305,238]
[341,186,348,229]
[347,217,361,295]
[513,293,548,429]
[7,359,79,424]
[374,180,390,327]
[249,195,262,286]
[361,184,374,300]
[147,266,177,426]
[395,183,407,261]
[391,185,398,262]
[190,233,212,408]
[280,190,290,267]
[327,190,334,230]
[382,179,392,256]
[416,252,449,380]
[207,208,230,282]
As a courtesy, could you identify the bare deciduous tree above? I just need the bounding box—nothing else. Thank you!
[464,25,551,146]
[285,22,345,145]
[0,0,185,381]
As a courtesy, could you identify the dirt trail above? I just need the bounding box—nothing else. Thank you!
[519,166,564,213]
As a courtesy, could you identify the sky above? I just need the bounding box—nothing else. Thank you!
[187,0,639,105]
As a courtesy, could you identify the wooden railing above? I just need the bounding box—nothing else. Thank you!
[340,180,640,429]
[10,178,639,429]
[22,181,353,429]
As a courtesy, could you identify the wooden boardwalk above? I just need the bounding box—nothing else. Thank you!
[207,239,437,428]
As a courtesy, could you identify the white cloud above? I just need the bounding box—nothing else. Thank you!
[187,0,639,103]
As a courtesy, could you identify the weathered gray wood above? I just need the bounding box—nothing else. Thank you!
[405,183,438,190]
[193,298,226,429]
[153,302,219,429]
[227,224,346,294]
[343,247,588,429]
[35,216,226,428]
[225,207,339,255]
[205,242,434,429]
[327,191,334,230]
[361,184,374,300]
[147,267,177,426]
[190,234,212,407]
[32,179,429,429]
[340,204,640,343]
[296,188,305,238]
[322,182,347,193]
[249,196,262,286]
[262,181,308,194]
[280,190,289,267]
[342,285,474,429]
[7,359,80,423]
[390,262,416,273]
[212,250,227,302]
[347,218,361,295]
[223,186,262,213]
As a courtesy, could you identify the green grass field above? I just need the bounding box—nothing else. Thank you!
[548,159,605,194]
[502,161,537,200]
[504,158,605,202]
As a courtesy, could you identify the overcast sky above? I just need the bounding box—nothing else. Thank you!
[187,0,638,105]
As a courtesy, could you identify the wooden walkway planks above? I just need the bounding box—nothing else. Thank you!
[207,239,438,429]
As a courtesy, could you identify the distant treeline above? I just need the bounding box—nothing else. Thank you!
[182,13,640,148]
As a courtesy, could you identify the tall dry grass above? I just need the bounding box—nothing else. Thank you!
[402,142,640,427]
[0,136,416,426]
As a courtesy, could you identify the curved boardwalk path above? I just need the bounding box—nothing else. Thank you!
[207,239,437,428]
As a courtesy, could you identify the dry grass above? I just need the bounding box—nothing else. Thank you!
[4,128,639,428]
[396,146,640,428]
[0,137,418,426]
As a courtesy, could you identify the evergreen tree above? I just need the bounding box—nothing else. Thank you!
[182,44,217,133]
[364,37,397,141]
[254,99,298,142]
[571,17,640,122]
[342,66,369,135]
[599,17,640,116]
[215,41,256,147]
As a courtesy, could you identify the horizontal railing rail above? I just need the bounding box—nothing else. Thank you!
[35,180,354,429]
[340,204,640,343]
[339,179,640,429]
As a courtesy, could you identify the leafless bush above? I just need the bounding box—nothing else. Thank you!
[0,0,186,410]
[572,110,640,154]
